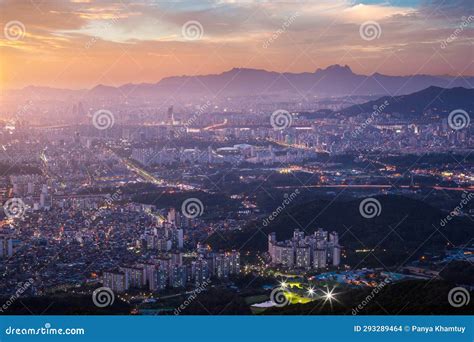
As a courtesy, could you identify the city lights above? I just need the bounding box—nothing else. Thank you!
[0,0,471,324]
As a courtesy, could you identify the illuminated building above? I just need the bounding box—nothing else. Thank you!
[268,229,341,270]
[103,271,129,293]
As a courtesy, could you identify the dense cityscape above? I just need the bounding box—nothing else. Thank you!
[0,86,472,314]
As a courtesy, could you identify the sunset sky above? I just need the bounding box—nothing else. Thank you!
[1,0,472,90]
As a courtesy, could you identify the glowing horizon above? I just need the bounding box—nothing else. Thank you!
[1,0,472,90]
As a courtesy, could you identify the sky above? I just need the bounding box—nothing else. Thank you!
[0,0,472,89]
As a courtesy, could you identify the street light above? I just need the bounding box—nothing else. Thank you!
[322,287,337,303]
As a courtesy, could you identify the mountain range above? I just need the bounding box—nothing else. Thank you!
[341,86,474,116]
[7,65,474,100]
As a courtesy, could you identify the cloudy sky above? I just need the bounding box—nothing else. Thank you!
[0,0,472,89]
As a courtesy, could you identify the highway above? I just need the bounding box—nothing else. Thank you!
[275,184,473,191]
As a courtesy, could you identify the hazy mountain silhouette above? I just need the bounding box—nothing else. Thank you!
[9,65,474,99]
[341,86,474,116]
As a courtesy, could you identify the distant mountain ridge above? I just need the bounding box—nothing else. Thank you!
[341,86,474,116]
[8,65,474,99]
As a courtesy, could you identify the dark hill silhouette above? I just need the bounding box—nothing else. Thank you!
[342,86,474,116]
[207,195,473,266]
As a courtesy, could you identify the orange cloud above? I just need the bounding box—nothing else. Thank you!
[0,0,472,90]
